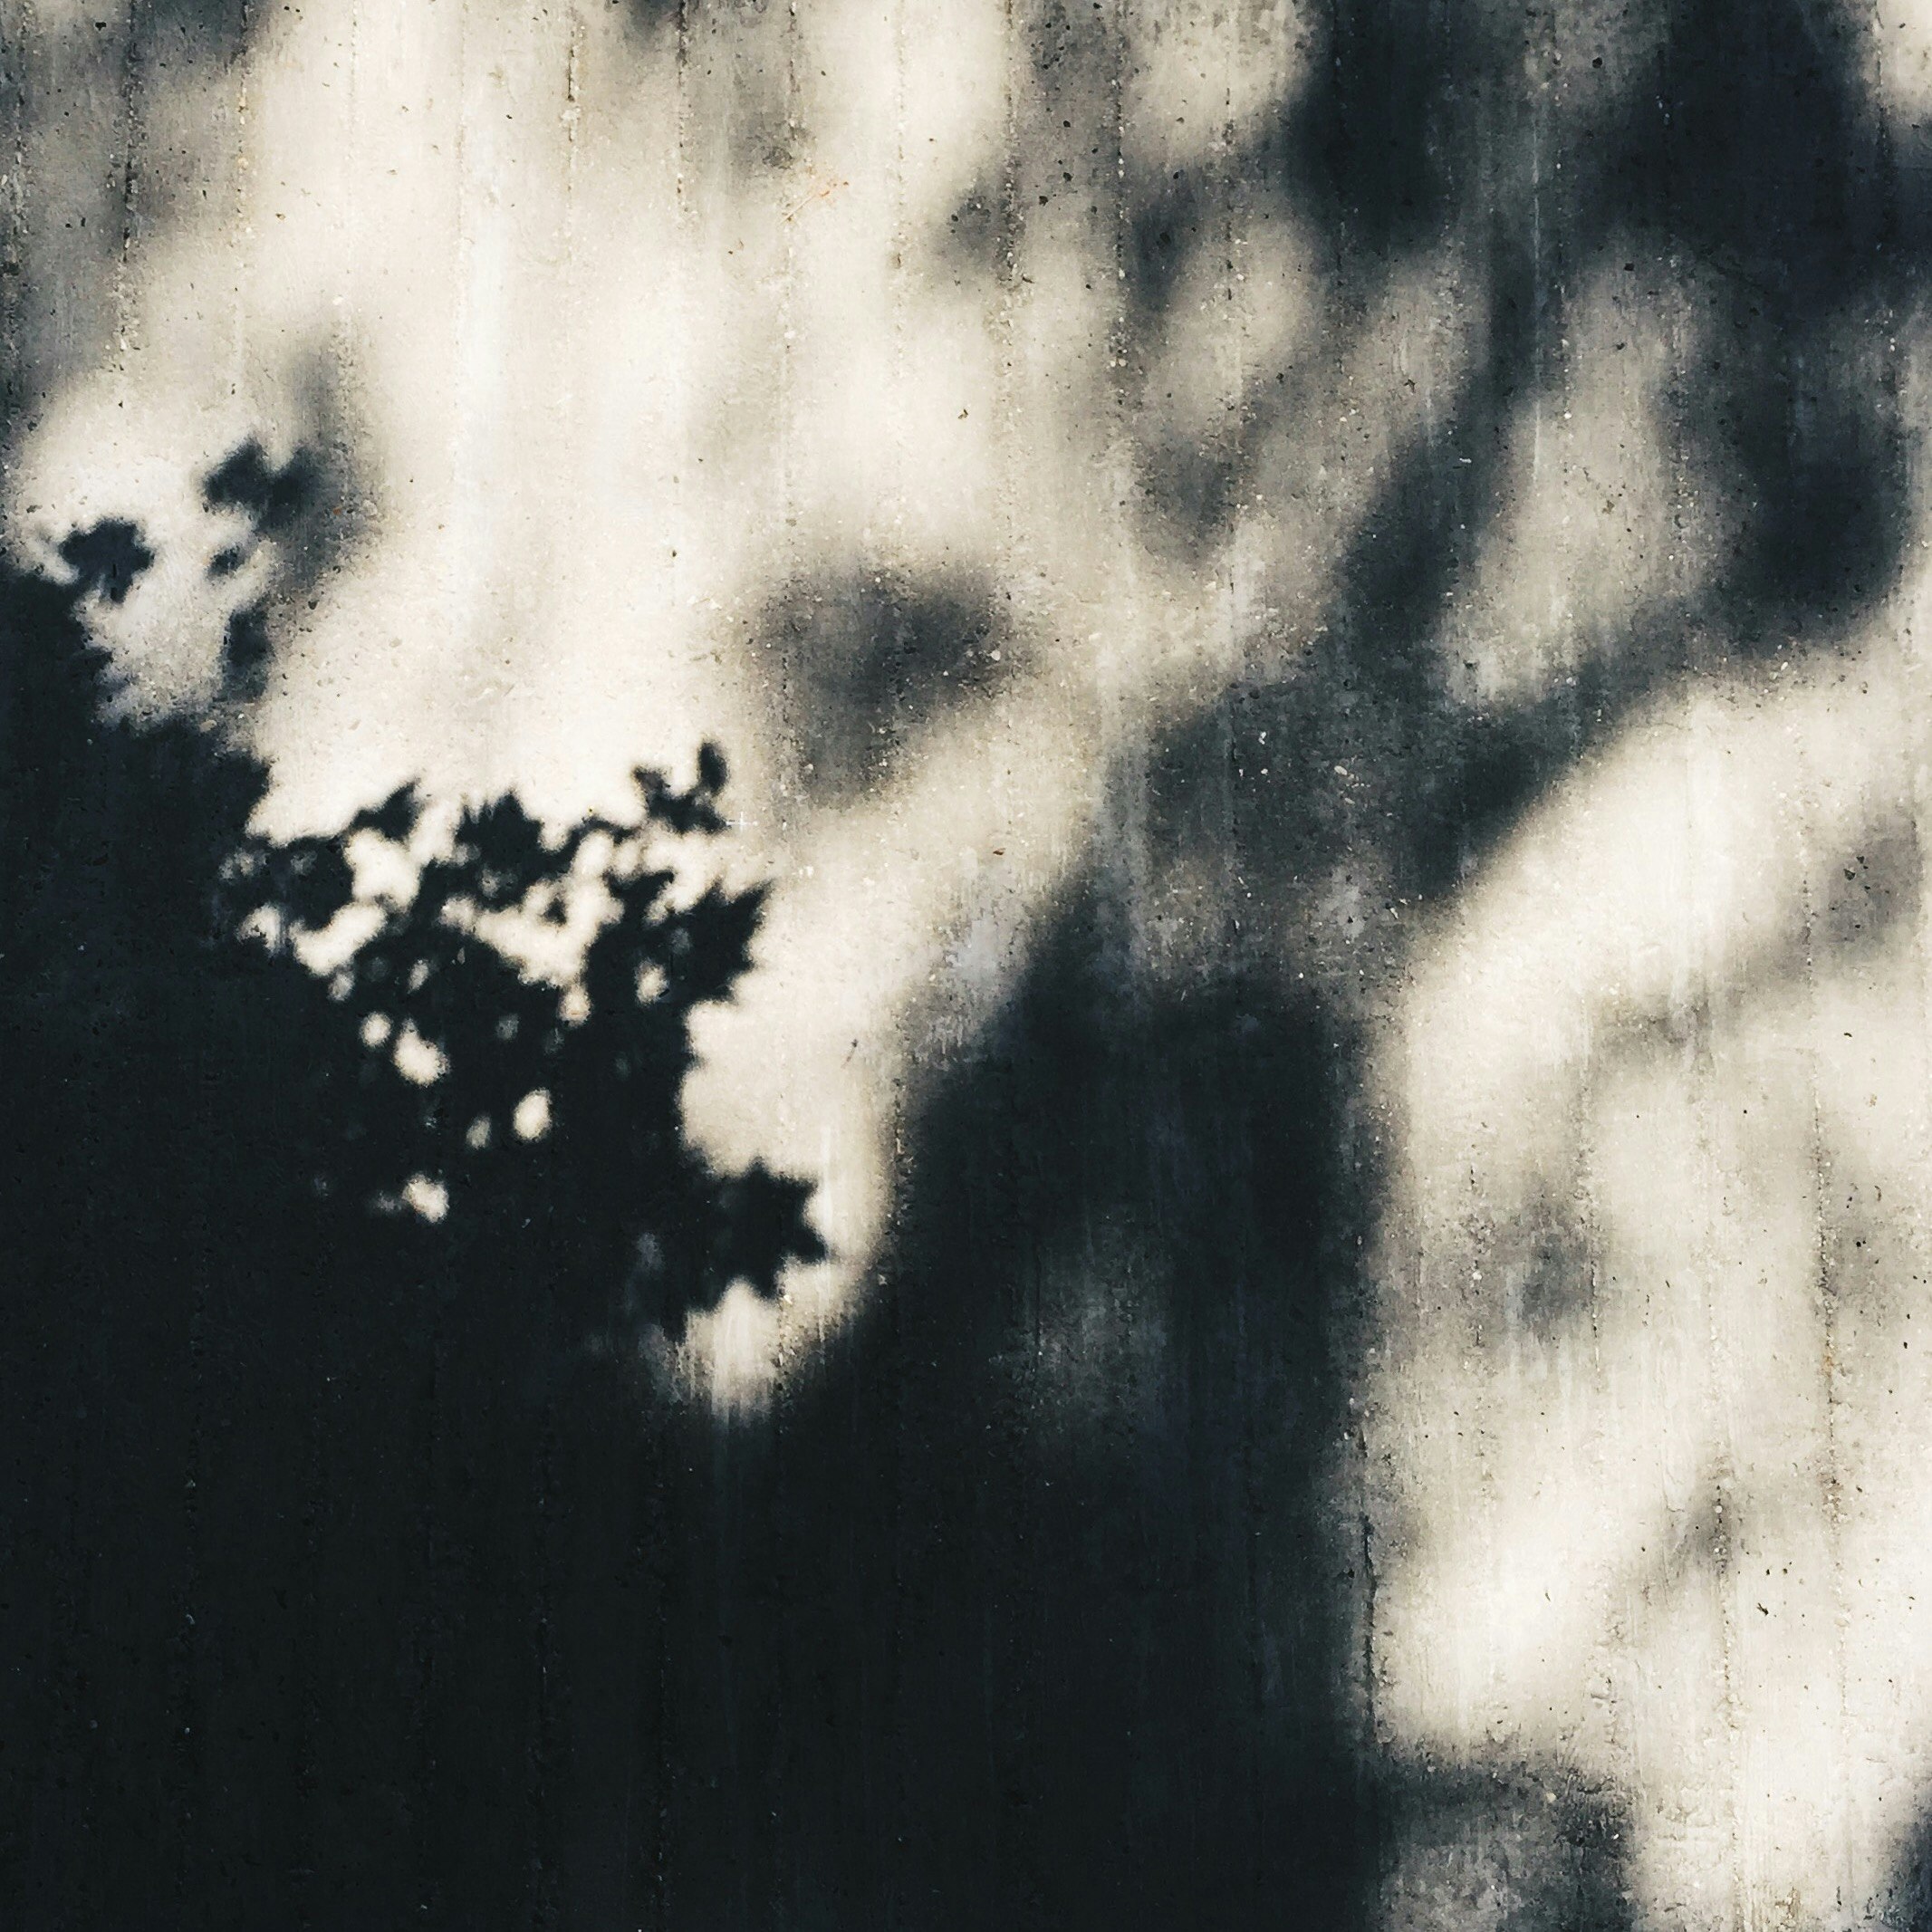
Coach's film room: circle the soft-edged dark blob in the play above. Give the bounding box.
[55,517,153,604]
[202,437,322,538]
[140,0,260,68]
[759,569,1011,803]
[218,600,273,695]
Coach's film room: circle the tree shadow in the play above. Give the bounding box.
[0,550,819,1927]
[1123,0,1916,619]
[630,0,1927,1925]
[5,0,1932,1923]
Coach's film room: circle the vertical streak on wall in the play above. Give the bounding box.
[0,5,20,416]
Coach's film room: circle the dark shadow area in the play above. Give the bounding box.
[140,0,260,71]
[620,0,688,43]
[56,518,153,607]
[939,178,1014,284]
[1884,1809,1932,1930]
[0,0,278,438]
[205,438,322,577]
[200,360,380,702]
[0,555,819,1927]
[1123,0,1916,619]
[1120,0,1918,912]
[1376,1768,1635,1932]
[627,909,1390,1928]
[758,569,1014,803]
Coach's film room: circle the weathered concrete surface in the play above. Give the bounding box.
[8,0,1932,1925]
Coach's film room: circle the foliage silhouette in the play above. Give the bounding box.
[5,532,820,1341]
[0,541,819,1926]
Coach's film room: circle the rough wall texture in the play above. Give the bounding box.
[5,0,1932,1926]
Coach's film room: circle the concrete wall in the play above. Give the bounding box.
[10,0,1932,1924]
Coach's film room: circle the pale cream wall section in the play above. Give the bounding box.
[1370,593,1932,1927]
